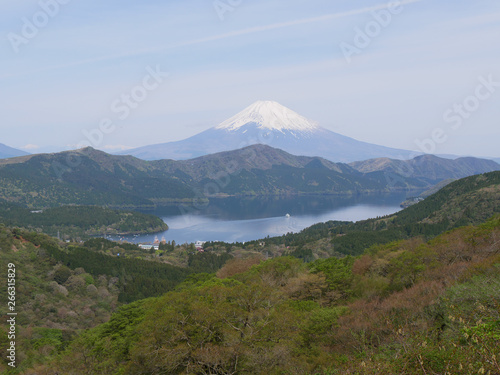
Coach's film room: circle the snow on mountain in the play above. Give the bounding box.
[216,100,319,133]
[118,101,417,162]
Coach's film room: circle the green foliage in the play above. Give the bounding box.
[3,145,492,210]
[0,226,119,374]
[0,148,195,208]
[187,251,233,274]
[31,328,64,351]
[394,171,500,228]
[287,300,321,312]
[386,243,438,291]
[0,203,168,238]
[18,217,500,374]
[309,256,355,298]
[53,266,72,284]
[238,256,304,286]
[302,306,349,345]
[330,229,406,255]
[287,246,315,262]
[2,172,500,374]
[56,245,190,303]
[83,273,95,285]
[14,228,233,303]
[55,260,312,374]
[57,299,152,374]
[84,238,141,251]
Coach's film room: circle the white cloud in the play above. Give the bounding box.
[21,144,40,150]
[102,145,133,151]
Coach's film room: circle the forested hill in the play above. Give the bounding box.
[391,170,500,226]
[0,148,194,208]
[0,225,233,373]
[154,143,355,177]
[0,203,168,238]
[0,145,497,208]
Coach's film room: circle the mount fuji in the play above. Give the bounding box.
[119,101,417,163]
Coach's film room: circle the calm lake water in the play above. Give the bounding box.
[110,193,414,244]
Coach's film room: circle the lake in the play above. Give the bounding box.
[110,193,414,244]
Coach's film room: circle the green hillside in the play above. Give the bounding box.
[0,146,497,208]
[27,216,500,375]
[393,171,500,227]
[0,203,168,239]
[0,226,233,374]
[0,148,194,208]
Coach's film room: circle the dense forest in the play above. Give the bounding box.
[0,225,237,373]
[0,203,168,238]
[13,215,499,374]
[5,229,234,303]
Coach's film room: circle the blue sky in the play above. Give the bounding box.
[1,0,499,157]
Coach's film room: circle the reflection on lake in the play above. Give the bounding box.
[111,193,415,244]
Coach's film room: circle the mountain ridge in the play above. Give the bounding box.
[349,154,500,182]
[0,144,498,210]
[153,144,354,180]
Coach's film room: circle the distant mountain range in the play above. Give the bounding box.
[117,101,418,163]
[0,144,498,209]
[349,155,500,183]
[0,143,29,159]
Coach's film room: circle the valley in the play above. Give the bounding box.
[0,141,497,245]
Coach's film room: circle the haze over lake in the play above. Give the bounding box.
[112,193,415,244]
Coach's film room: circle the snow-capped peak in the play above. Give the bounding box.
[215,101,319,132]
